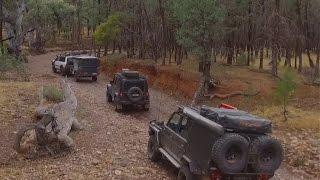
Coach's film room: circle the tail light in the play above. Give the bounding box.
[258,174,269,180]
[211,169,222,180]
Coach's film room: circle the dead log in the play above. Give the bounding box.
[206,91,260,100]
[36,80,81,148]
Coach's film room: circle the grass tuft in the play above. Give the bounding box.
[43,86,64,103]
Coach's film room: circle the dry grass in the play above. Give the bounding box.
[254,105,320,130]
[0,82,38,119]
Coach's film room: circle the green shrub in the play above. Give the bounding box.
[43,86,64,102]
[0,47,29,81]
[236,53,247,65]
[274,69,297,121]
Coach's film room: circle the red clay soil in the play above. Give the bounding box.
[109,60,200,98]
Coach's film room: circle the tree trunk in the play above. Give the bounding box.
[315,51,319,78]
[35,80,81,149]
[3,0,27,58]
[259,47,264,69]
[285,49,292,67]
[271,46,278,76]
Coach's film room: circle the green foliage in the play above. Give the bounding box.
[170,0,224,59]
[274,69,297,120]
[274,69,297,104]
[0,48,17,73]
[0,47,29,81]
[93,13,124,45]
[43,86,64,103]
[236,53,247,65]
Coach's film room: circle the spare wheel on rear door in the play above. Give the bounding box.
[212,133,249,174]
[127,87,143,102]
[252,136,283,173]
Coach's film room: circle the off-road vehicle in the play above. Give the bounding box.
[106,70,150,111]
[148,104,283,180]
[71,55,100,82]
[52,55,75,75]
[52,54,99,81]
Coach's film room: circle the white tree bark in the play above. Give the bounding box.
[36,80,81,148]
[3,0,27,57]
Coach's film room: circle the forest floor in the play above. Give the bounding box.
[0,51,318,179]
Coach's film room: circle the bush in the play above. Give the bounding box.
[274,69,297,121]
[236,53,247,65]
[0,47,29,81]
[100,53,126,72]
[0,48,16,72]
[43,86,64,103]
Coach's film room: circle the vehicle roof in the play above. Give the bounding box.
[115,72,147,80]
[74,55,98,59]
[181,107,224,135]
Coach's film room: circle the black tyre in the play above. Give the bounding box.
[115,103,123,112]
[92,76,97,82]
[127,87,143,102]
[252,136,283,173]
[60,66,66,76]
[52,66,57,73]
[107,94,113,103]
[74,76,79,82]
[177,166,196,180]
[143,104,150,111]
[147,136,161,162]
[14,124,38,154]
[212,133,249,174]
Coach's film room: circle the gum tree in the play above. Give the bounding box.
[170,0,224,104]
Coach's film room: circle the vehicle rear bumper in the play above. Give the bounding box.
[75,72,98,77]
[210,170,273,180]
[118,100,150,106]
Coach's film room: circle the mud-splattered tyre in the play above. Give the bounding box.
[115,103,123,112]
[177,166,196,180]
[107,94,112,103]
[147,136,161,162]
[92,76,97,82]
[212,133,249,174]
[252,136,283,173]
[52,66,57,73]
[143,104,150,111]
[14,124,38,154]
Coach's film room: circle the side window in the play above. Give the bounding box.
[180,116,189,139]
[59,57,65,62]
[167,113,182,132]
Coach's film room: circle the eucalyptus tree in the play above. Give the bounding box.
[170,0,224,103]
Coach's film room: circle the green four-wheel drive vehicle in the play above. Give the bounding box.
[148,104,283,180]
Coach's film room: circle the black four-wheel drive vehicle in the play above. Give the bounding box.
[148,105,283,180]
[106,70,150,111]
[72,56,100,82]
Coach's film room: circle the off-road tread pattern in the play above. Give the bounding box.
[252,135,283,173]
[177,166,196,180]
[211,133,249,174]
[147,136,161,162]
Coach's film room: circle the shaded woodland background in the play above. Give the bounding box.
[0,0,319,79]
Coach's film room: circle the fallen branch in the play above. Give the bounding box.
[47,79,81,147]
[205,91,260,100]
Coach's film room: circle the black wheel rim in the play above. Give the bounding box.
[260,148,275,165]
[225,145,242,164]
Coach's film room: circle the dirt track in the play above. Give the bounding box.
[0,52,312,179]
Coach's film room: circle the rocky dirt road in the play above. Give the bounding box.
[0,52,313,179]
